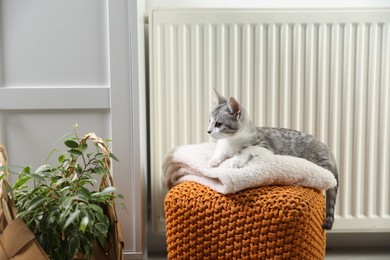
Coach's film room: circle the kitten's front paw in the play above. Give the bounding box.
[207,158,222,168]
[229,157,248,168]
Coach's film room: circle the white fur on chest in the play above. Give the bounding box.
[208,123,260,168]
[218,124,254,153]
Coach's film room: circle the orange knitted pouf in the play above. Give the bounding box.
[164,182,326,260]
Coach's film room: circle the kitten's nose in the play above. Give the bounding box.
[207,130,211,134]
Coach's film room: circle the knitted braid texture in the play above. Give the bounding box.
[165,182,326,260]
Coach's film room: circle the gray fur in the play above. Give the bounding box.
[207,89,339,230]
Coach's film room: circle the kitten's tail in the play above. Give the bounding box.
[323,162,339,230]
[323,186,337,230]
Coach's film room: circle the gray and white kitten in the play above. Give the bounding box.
[207,89,338,230]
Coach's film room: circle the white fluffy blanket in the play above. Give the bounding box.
[163,142,337,194]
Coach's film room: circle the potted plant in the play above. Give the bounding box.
[11,127,123,259]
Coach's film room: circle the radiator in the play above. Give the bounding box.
[149,9,390,233]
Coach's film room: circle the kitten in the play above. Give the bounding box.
[207,89,339,230]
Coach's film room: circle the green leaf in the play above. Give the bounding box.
[30,173,46,184]
[72,164,82,175]
[68,149,82,157]
[78,178,97,186]
[109,153,119,162]
[83,207,94,224]
[27,197,46,211]
[64,209,81,229]
[54,177,70,187]
[21,166,31,174]
[48,207,60,225]
[64,140,79,149]
[94,153,105,160]
[80,143,88,152]
[13,175,30,189]
[59,185,72,193]
[100,186,116,195]
[58,154,66,163]
[96,232,106,247]
[77,187,92,201]
[80,216,89,233]
[35,165,52,174]
[95,211,109,226]
[88,204,103,215]
[68,235,80,257]
[95,222,108,236]
[92,166,106,175]
[61,196,77,216]
[61,159,70,168]
[17,211,30,219]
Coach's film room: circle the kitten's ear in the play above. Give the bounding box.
[213,88,227,105]
[228,97,242,119]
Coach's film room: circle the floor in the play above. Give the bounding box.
[325,249,390,260]
[148,249,390,260]
[147,232,390,259]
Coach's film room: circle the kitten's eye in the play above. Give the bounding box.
[215,122,223,128]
